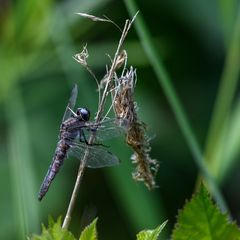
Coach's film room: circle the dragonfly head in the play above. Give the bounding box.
[76,107,90,121]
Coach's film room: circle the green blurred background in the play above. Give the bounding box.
[1,0,240,239]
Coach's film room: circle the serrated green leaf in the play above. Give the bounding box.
[172,185,240,240]
[79,218,98,240]
[48,215,60,228]
[30,217,76,240]
[136,220,168,240]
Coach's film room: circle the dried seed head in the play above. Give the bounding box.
[113,67,159,189]
[73,45,89,67]
[115,50,127,70]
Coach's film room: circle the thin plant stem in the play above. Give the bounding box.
[95,14,138,121]
[62,149,89,229]
[124,0,229,213]
[62,16,136,229]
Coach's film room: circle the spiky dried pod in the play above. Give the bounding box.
[113,67,159,189]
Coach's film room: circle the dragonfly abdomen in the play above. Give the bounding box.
[38,139,70,201]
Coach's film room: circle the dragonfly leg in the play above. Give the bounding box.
[79,129,89,145]
[81,129,110,148]
[97,143,110,148]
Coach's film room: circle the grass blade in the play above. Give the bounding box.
[203,6,240,179]
[6,87,40,239]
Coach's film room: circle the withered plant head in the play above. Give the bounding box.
[73,44,89,67]
[113,67,159,190]
[72,12,158,190]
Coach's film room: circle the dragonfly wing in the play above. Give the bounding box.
[68,141,119,168]
[62,84,78,122]
[85,118,127,141]
[68,118,128,142]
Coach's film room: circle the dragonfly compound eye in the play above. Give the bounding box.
[76,107,90,121]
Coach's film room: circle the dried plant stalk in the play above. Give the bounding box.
[62,14,137,229]
[63,11,158,229]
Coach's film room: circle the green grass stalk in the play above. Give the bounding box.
[204,6,240,178]
[6,86,40,239]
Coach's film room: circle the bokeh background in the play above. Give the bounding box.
[1,0,240,239]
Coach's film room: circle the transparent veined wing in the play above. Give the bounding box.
[67,118,129,142]
[61,84,78,122]
[67,141,119,168]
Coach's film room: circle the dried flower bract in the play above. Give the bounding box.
[113,67,159,189]
[73,45,89,67]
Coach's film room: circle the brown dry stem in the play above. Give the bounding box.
[62,14,136,229]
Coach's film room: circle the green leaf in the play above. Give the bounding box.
[172,185,240,240]
[30,217,76,240]
[136,221,167,240]
[79,218,98,240]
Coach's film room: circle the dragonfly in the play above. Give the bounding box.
[38,84,126,201]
